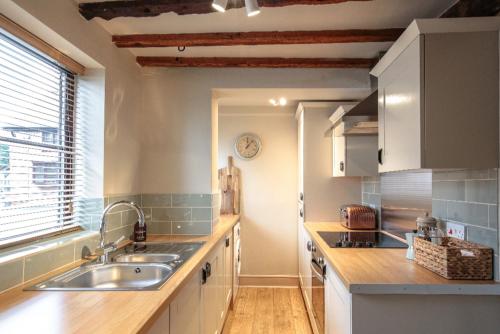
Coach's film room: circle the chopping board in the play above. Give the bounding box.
[218,156,240,215]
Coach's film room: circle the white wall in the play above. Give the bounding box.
[219,106,298,276]
[140,67,371,194]
[1,0,143,196]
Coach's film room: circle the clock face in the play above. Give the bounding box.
[235,133,261,160]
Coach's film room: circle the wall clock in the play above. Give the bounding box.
[234,133,262,160]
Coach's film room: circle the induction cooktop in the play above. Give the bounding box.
[318,231,408,248]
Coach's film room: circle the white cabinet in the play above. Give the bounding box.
[332,120,378,177]
[325,264,351,334]
[232,222,241,306]
[201,240,225,334]
[146,306,170,334]
[223,232,233,312]
[372,22,499,173]
[298,224,313,326]
[296,102,361,222]
[170,271,201,334]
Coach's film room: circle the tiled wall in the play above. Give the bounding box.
[0,231,99,294]
[432,169,498,279]
[0,192,221,294]
[141,193,220,236]
[363,169,499,279]
[361,176,382,225]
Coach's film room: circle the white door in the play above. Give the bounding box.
[170,271,201,334]
[298,107,305,201]
[201,243,222,334]
[378,36,422,172]
[325,265,351,334]
[224,232,233,311]
[333,134,346,177]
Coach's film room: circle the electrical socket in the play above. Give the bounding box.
[446,222,465,240]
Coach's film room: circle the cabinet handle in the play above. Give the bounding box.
[299,209,304,218]
[225,237,230,247]
[299,192,304,201]
[339,161,344,172]
[201,268,207,284]
[205,262,212,278]
[378,148,383,165]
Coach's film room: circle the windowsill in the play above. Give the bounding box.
[0,229,99,265]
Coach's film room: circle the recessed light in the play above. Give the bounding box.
[279,97,287,106]
[269,98,278,106]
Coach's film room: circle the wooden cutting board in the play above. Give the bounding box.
[219,156,240,215]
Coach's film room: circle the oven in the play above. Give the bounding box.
[310,243,325,334]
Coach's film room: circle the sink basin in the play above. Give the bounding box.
[27,263,173,291]
[114,253,180,263]
[26,241,205,291]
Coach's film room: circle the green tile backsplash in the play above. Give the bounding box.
[0,192,221,294]
[363,169,499,280]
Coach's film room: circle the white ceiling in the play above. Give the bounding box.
[76,0,456,58]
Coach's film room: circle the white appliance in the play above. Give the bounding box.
[232,222,241,305]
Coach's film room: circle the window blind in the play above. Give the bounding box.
[0,28,80,246]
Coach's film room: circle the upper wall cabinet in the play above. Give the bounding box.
[371,18,500,173]
[330,92,379,177]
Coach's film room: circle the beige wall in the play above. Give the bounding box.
[140,67,371,194]
[2,0,143,196]
[219,106,298,276]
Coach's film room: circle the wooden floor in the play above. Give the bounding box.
[222,287,312,334]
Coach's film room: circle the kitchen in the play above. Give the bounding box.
[0,0,499,333]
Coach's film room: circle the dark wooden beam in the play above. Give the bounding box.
[440,0,500,17]
[113,28,404,48]
[136,56,377,68]
[79,0,370,20]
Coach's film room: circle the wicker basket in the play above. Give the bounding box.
[414,236,493,280]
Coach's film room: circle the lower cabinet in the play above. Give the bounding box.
[223,232,233,312]
[146,306,170,334]
[325,264,351,334]
[148,233,235,334]
[201,241,223,334]
[170,270,202,334]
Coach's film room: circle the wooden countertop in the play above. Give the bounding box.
[304,222,500,295]
[0,215,240,334]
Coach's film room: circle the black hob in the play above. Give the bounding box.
[318,231,408,248]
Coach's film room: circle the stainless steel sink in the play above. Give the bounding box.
[27,263,173,291]
[114,253,180,263]
[26,241,205,291]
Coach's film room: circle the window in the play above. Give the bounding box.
[0,28,78,246]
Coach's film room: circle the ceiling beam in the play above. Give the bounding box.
[113,28,404,48]
[79,0,370,20]
[440,0,500,17]
[136,56,377,68]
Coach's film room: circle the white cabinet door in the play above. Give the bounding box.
[146,306,169,334]
[201,241,225,334]
[224,232,233,311]
[378,36,422,173]
[300,226,312,312]
[298,107,305,200]
[170,271,201,334]
[332,133,346,177]
[298,223,305,293]
[325,265,351,334]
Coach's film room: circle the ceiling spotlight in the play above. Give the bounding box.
[269,98,279,106]
[212,0,228,12]
[245,0,261,17]
[279,97,287,106]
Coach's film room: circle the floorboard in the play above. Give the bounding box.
[222,287,312,334]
